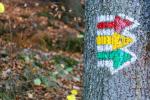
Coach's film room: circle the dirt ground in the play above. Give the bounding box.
[0,0,84,99]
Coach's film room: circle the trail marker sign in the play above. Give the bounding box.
[96,14,139,74]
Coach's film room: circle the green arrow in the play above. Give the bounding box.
[97,49,132,69]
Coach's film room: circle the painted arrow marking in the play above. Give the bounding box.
[96,14,139,74]
[97,49,134,70]
[96,32,133,50]
[97,15,133,33]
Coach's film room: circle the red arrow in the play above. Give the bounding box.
[97,16,133,33]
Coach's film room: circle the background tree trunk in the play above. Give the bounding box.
[62,0,84,17]
[84,0,150,100]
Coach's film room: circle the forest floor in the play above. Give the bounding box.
[0,0,84,100]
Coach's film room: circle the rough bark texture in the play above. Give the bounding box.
[84,0,150,100]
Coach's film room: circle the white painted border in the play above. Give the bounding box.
[97,60,113,68]
[96,14,140,36]
[96,31,137,52]
[97,45,112,52]
[121,31,137,49]
[97,49,137,74]
[97,15,115,22]
[118,13,140,34]
[97,29,114,36]
[111,48,137,74]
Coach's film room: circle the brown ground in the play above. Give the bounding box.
[0,0,84,99]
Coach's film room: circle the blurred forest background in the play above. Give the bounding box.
[0,0,84,99]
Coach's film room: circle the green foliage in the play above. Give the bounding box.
[52,55,78,68]
[65,37,83,52]
[37,11,54,19]
[0,50,8,58]
[17,52,32,62]
[0,92,13,100]
[49,55,78,80]
[54,36,83,52]
[34,78,41,85]
[20,14,30,18]
[0,24,9,36]
[23,66,34,80]
[0,49,79,99]
[65,67,73,72]
[0,79,18,100]
[40,75,59,88]
[32,60,43,68]
[43,36,53,50]
[0,28,7,36]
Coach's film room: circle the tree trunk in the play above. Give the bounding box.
[62,0,84,17]
[84,0,150,100]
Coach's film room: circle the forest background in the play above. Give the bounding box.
[0,0,84,99]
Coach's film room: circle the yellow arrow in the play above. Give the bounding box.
[96,32,133,50]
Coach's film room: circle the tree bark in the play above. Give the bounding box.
[84,0,150,100]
